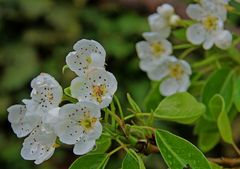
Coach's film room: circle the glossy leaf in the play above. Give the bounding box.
[217,110,233,144]
[154,92,205,124]
[90,134,112,154]
[198,132,220,153]
[69,154,109,169]
[194,118,219,152]
[234,74,240,112]
[155,129,211,169]
[208,94,225,121]
[202,68,234,120]
[122,149,145,169]
[209,162,223,169]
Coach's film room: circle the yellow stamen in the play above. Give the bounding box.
[79,112,97,131]
[86,56,92,64]
[91,84,107,103]
[150,42,165,56]
[47,92,53,100]
[169,64,184,80]
[202,16,218,31]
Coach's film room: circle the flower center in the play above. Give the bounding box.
[79,112,97,131]
[202,16,218,31]
[169,64,184,80]
[91,84,107,103]
[150,42,165,56]
[86,56,92,64]
[47,92,54,100]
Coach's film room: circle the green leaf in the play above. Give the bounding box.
[209,162,223,169]
[127,93,142,113]
[154,92,205,124]
[194,118,219,152]
[198,132,220,153]
[122,149,145,169]
[217,109,233,144]
[202,68,234,120]
[234,74,240,112]
[220,70,234,112]
[155,129,211,169]
[208,94,225,121]
[90,134,111,154]
[64,87,72,97]
[69,154,109,169]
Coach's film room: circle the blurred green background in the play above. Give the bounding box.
[1,0,232,168]
[0,0,160,168]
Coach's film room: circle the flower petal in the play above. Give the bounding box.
[186,4,204,21]
[178,75,191,92]
[73,138,96,155]
[21,128,56,164]
[187,24,206,45]
[160,77,179,96]
[87,121,102,140]
[147,61,169,81]
[71,68,117,108]
[7,104,39,138]
[7,105,26,124]
[157,4,174,17]
[215,30,232,50]
[136,41,152,60]
[67,39,106,76]
[30,73,63,112]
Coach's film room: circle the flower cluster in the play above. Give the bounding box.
[7,39,117,164]
[8,73,63,164]
[136,4,192,96]
[186,0,232,49]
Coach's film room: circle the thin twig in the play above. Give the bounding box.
[208,157,240,167]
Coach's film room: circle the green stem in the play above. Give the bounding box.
[115,138,130,153]
[131,125,156,132]
[107,145,125,157]
[179,46,199,59]
[124,113,152,121]
[173,44,195,50]
[232,143,240,156]
[192,56,219,68]
[104,108,127,135]
[114,96,124,119]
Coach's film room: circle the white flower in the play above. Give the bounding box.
[66,39,106,76]
[70,68,117,108]
[30,73,63,115]
[200,0,227,20]
[148,4,180,38]
[148,56,192,96]
[21,126,58,165]
[7,73,63,164]
[186,2,232,50]
[55,102,102,155]
[136,32,172,71]
[7,104,40,138]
